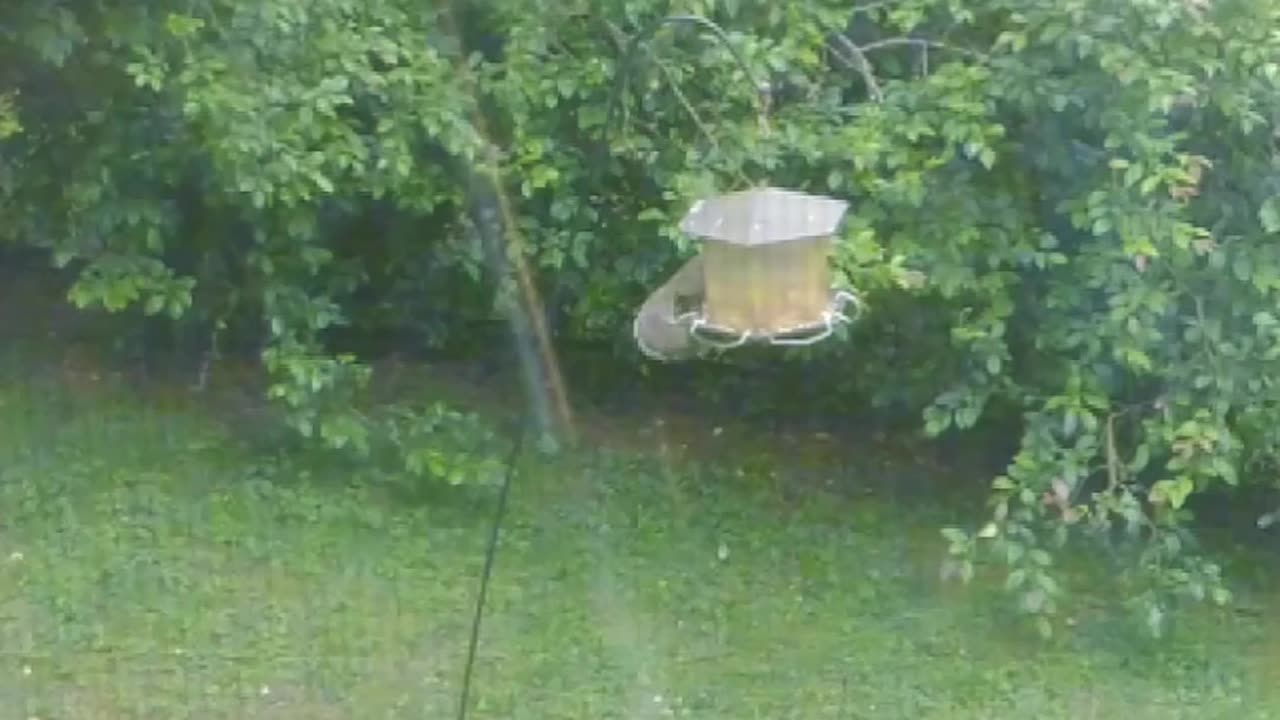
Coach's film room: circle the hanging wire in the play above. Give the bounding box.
[455,412,529,720]
[436,4,577,719]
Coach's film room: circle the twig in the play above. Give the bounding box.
[827,32,985,101]
[650,54,725,160]
[1106,413,1120,492]
[859,37,988,61]
[1192,295,1215,362]
[853,1,894,14]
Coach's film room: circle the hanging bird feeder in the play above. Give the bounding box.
[680,186,858,348]
[630,186,861,360]
[602,15,863,361]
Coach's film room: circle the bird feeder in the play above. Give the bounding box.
[682,186,851,342]
[603,14,863,361]
[631,186,861,361]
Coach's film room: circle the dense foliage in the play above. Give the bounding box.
[4,0,1280,634]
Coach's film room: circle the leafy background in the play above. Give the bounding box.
[4,0,1280,635]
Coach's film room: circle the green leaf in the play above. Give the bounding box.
[1006,568,1028,591]
[165,13,205,37]
[1123,163,1143,188]
[1261,197,1280,233]
[1210,457,1238,485]
[1149,477,1194,509]
[991,476,1016,491]
[143,294,165,316]
[1022,588,1048,613]
[1145,603,1165,639]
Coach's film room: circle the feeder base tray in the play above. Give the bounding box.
[685,289,861,350]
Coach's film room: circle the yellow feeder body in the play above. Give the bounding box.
[680,187,849,335]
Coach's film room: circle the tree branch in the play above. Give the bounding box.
[601,17,719,145]
[859,37,988,62]
[1106,413,1120,493]
[650,54,725,158]
[828,33,884,103]
[600,18,750,183]
[853,1,894,14]
[826,28,987,103]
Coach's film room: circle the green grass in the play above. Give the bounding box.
[2,352,1279,718]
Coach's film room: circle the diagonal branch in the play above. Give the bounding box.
[829,33,884,103]
[601,17,754,182]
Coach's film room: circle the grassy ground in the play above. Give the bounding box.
[1,344,1279,719]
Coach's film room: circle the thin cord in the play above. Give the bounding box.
[456,413,529,720]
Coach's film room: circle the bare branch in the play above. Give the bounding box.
[828,33,884,103]
[811,3,980,101]
[859,37,988,62]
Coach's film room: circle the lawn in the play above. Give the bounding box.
[1,345,1278,719]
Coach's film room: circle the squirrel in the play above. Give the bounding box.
[632,253,706,362]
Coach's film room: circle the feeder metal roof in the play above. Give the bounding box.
[679,186,849,246]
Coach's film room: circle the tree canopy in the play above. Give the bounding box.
[4,0,1280,634]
